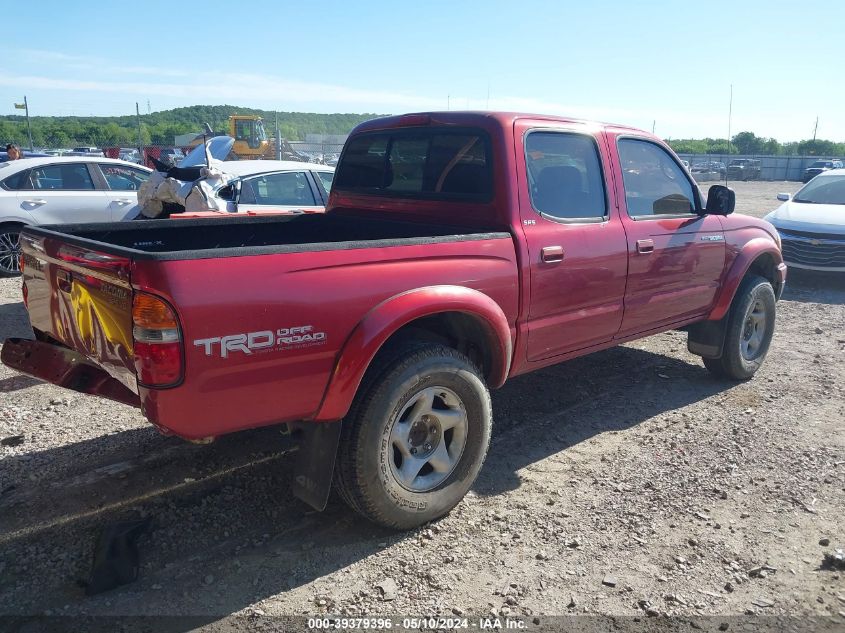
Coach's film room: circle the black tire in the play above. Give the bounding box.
[0,224,23,277]
[334,343,492,529]
[703,274,776,380]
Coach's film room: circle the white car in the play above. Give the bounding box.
[156,160,335,220]
[0,156,152,275]
[764,170,845,272]
[210,160,334,213]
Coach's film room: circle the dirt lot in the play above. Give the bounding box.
[1,181,843,629]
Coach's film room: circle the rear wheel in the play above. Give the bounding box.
[334,343,492,529]
[703,274,776,380]
[0,224,23,277]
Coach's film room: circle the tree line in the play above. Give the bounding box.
[0,105,383,148]
[667,131,844,157]
[1,106,843,156]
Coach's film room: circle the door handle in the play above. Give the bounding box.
[541,246,564,263]
[23,199,47,206]
[636,239,655,254]
[114,199,133,205]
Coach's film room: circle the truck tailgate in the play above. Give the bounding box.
[17,231,138,394]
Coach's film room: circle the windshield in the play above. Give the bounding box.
[793,174,845,205]
[181,136,235,167]
[809,161,831,168]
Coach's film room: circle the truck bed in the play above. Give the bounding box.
[15,213,518,439]
[25,214,506,259]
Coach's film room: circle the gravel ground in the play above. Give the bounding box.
[1,181,843,627]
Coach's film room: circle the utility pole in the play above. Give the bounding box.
[652,120,656,134]
[18,96,34,151]
[726,84,733,185]
[136,102,143,158]
[275,111,282,160]
[812,116,818,141]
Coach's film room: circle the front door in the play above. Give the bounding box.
[517,123,629,362]
[235,171,324,214]
[610,136,725,337]
[16,162,109,224]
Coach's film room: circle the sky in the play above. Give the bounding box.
[1,0,842,142]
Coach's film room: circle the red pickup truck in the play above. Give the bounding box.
[2,112,786,529]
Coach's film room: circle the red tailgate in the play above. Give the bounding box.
[18,232,138,394]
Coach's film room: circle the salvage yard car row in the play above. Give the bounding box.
[0,153,334,274]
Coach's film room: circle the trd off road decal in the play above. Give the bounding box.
[193,325,327,358]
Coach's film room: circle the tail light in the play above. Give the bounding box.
[132,292,183,387]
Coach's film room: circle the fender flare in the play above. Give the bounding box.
[708,238,785,321]
[314,285,513,422]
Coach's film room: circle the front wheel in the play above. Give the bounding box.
[0,225,23,277]
[334,343,492,529]
[703,274,776,380]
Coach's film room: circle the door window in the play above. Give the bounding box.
[315,171,334,196]
[617,139,697,217]
[239,172,317,206]
[98,165,150,191]
[28,164,95,190]
[525,132,607,220]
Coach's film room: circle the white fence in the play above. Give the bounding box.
[677,154,842,181]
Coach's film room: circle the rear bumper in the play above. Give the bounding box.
[1,337,140,408]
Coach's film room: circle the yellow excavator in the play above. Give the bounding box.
[189,115,306,161]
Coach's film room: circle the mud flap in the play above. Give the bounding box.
[291,421,342,511]
[686,317,728,359]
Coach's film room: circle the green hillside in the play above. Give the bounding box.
[0,105,385,148]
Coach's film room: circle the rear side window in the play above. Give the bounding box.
[335,129,491,200]
[99,164,150,191]
[525,132,607,220]
[29,164,95,190]
[1,169,29,190]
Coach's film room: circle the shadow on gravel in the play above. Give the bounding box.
[0,344,732,621]
[477,345,730,496]
[0,374,42,392]
[782,269,845,305]
[0,300,33,342]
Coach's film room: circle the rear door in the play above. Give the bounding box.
[516,120,629,361]
[608,135,725,337]
[234,170,324,214]
[16,162,110,224]
[92,163,150,220]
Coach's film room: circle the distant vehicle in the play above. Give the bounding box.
[727,159,761,181]
[764,170,845,272]
[691,161,726,179]
[158,147,186,166]
[0,156,152,274]
[186,115,310,162]
[119,148,143,164]
[0,150,50,162]
[66,147,105,158]
[802,159,843,183]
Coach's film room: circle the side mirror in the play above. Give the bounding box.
[705,184,735,216]
[776,193,791,202]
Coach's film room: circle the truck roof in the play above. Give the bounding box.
[351,111,650,137]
